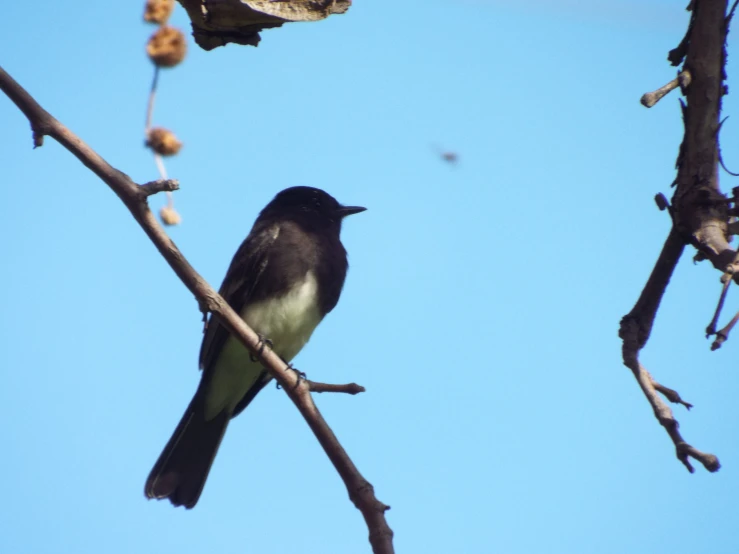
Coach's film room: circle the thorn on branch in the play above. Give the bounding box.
[139,178,180,197]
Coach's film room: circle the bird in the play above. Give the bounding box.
[144,186,366,509]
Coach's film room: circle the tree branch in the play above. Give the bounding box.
[621,0,733,474]
[672,0,733,272]
[619,228,719,471]
[711,309,739,350]
[641,71,692,108]
[0,65,394,554]
[140,178,180,196]
[307,380,366,395]
[177,0,352,51]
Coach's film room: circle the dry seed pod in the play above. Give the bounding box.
[160,205,182,226]
[146,127,182,156]
[147,26,187,68]
[143,0,175,24]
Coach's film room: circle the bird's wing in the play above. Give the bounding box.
[198,223,279,374]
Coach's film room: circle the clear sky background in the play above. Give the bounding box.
[1,1,738,553]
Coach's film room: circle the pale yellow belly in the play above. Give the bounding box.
[203,272,323,419]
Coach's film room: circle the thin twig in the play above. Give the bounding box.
[652,381,693,410]
[0,65,395,554]
[307,381,366,395]
[152,153,173,207]
[619,227,720,472]
[636,362,718,472]
[153,153,168,179]
[145,68,175,211]
[706,274,732,336]
[140,179,180,197]
[728,0,739,24]
[641,71,692,108]
[712,310,739,350]
[145,66,159,133]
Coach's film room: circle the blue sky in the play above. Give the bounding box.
[2,1,739,553]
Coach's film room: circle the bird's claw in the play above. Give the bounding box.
[274,363,306,390]
[250,334,273,362]
[287,363,307,385]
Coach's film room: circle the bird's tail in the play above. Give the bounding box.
[144,397,230,509]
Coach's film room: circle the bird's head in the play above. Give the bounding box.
[260,186,366,230]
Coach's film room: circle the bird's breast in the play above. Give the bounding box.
[241,271,323,362]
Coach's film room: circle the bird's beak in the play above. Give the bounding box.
[336,205,367,218]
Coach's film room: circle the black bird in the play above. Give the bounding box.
[144,186,365,508]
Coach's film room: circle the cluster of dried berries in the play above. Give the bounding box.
[143,0,185,225]
[144,0,185,69]
[143,0,174,24]
[147,25,187,68]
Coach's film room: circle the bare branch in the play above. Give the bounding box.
[712,310,739,350]
[621,0,733,475]
[641,71,692,108]
[620,228,720,472]
[706,273,732,336]
[672,0,733,271]
[307,381,366,395]
[621,228,685,350]
[637,361,717,472]
[652,381,693,410]
[0,65,394,554]
[140,178,180,197]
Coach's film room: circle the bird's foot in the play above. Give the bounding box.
[250,334,273,362]
[275,362,307,390]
